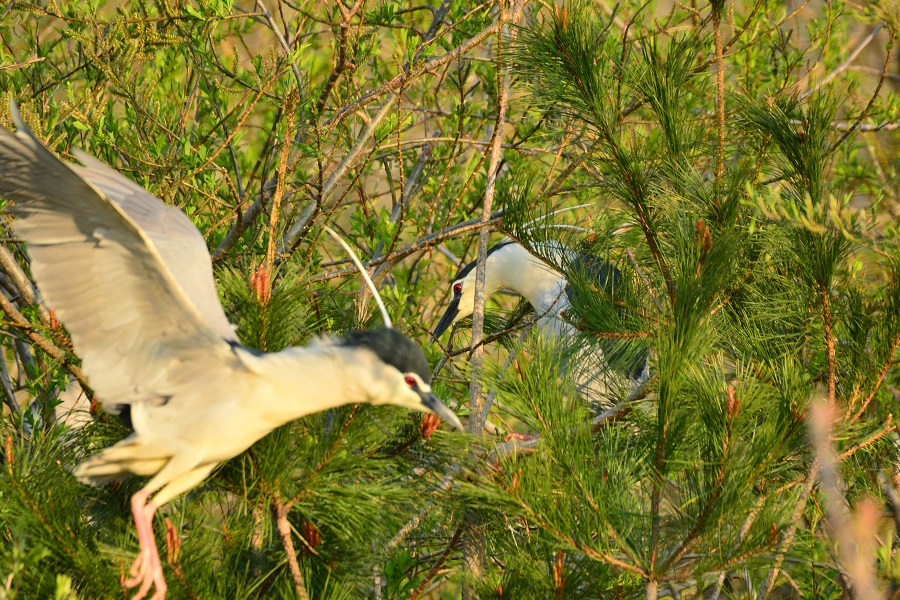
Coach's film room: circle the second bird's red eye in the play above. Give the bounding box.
[404,375,417,387]
[453,283,462,295]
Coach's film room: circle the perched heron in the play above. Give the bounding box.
[433,240,648,400]
[0,103,462,600]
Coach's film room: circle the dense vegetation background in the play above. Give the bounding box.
[1,0,900,598]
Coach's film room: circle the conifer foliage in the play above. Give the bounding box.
[1,1,899,598]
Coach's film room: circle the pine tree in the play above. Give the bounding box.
[1,1,899,599]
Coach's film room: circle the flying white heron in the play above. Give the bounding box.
[0,102,462,600]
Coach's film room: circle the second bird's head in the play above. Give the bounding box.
[432,241,518,338]
[337,328,463,430]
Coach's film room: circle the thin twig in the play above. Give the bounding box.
[713,4,725,187]
[0,56,44,71]
[308,211,504,282]
[266,90,298,271]
[831,30,895,151]
[255,0,304,88]
[281,96,399,251]
[0,245,47,324]
[325,16,500,130]
[756,459,820,599]
[801,24,884,99]
[385,466,461,553]
[462,13,513,591]
[407,523,464,600]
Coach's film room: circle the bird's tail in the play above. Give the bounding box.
[74,439,168,485]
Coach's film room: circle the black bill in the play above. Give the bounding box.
[432,296,461,338]
[421,392,464,431]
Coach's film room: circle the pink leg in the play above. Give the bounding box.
[123,490,166,599]
[126,490,151,579]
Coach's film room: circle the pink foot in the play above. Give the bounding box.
[122,491,167,599]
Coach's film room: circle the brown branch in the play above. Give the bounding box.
[325,18,500,131]
[281,96,400,251]
[385,466,461,554]
[407,523,464,600]
[266,89,298,271]
[161,72,281,197]
[273,496,310,600]
[0,56,44,71]
[803,24,884,100]
[314,0,363,115]
[849,327,900,421]
[462,7,515,591]
[713,6,725,189]
[821,285,836,403]
[515,497,648,577]
[254,0,304,89]
[837,415,893,461]
[210,116,281,261]
[308,211,503,282]
[0,245,48,324]
[0,292,91,394]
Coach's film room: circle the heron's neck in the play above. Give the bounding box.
[238,344,370,424]
[490,244,567,311]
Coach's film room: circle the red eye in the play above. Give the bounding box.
[404,375,417,387]
[453,283,462,295]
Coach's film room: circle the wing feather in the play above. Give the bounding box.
[69,149,236,341]
[0,103,238,413]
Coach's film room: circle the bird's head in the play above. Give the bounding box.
[337,329,463,430]
[432,241,518,338]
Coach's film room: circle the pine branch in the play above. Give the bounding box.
[713,5,725,188]
[273,496,310,600]
[849,329,900,421]
[660,386,738,572]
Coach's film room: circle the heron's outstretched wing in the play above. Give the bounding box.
[0,103,236,413]
[69,149,237,341]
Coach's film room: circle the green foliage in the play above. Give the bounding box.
[0,0,899,598]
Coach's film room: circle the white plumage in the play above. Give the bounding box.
[0,102,461,600]
[433,240,648,404]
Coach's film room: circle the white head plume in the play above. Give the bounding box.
[323,226,393,329]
